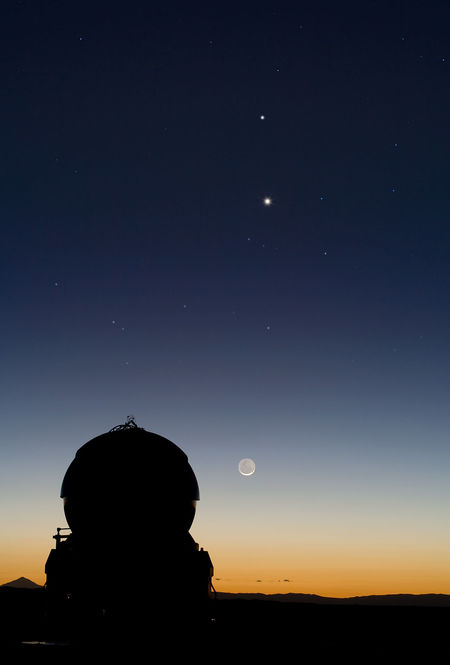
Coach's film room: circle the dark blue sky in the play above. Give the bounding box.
[2,0,450,594]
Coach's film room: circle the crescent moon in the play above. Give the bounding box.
[238,458,256,476]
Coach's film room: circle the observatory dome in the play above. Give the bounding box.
[60,422,200,536]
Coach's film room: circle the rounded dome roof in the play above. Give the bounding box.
[61,421,199,534]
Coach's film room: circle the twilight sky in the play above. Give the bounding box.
[2,0,450,596]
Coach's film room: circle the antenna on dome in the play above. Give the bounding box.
[109,415,140,432]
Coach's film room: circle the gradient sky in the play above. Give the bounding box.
[2,0,450,596]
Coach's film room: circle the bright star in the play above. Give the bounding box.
[263,197,272,206]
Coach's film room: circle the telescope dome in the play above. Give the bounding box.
[61,420,199,536]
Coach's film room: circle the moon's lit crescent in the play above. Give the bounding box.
[238,458,256,476]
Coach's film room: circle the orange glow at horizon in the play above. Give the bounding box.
[3,545,450,597]
[200,536,450,597]
[3,524,450,596]
[213,567,450,598]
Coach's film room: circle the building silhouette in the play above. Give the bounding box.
[45,418,214,643]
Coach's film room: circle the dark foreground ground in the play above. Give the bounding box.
[2,589,450,661]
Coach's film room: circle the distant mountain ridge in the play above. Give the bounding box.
[215,591,450,607]
[2,578,449,606]
[1,577,42,589]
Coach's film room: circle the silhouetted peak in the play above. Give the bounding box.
[1,577,42,589]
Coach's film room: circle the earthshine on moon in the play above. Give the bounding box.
[238,458,256,476]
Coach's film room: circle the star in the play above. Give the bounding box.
[263,197,272,206]
[260,114,265,120]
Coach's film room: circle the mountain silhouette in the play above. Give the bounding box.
[216,591,450,606]
[1,577,42,589]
